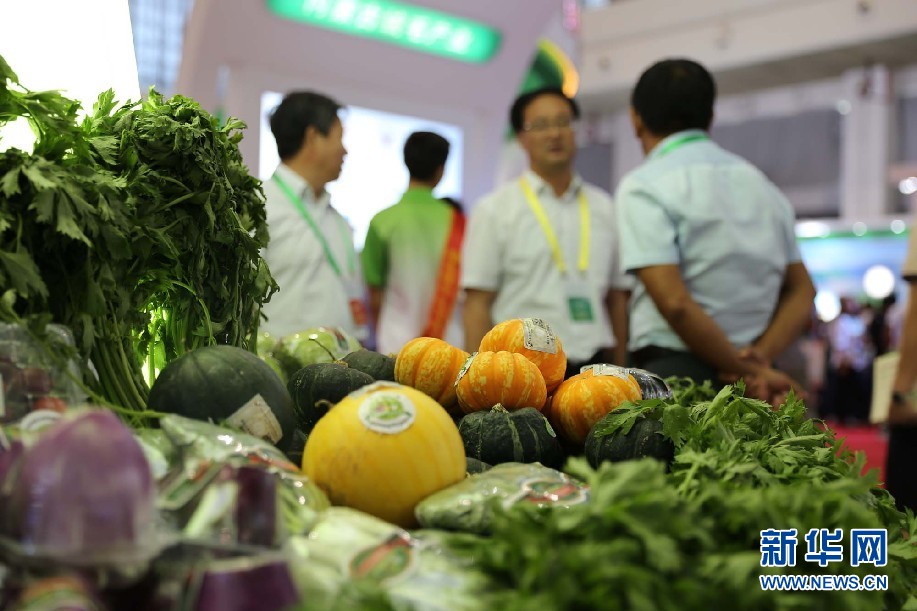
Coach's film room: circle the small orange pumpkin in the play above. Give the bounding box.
[394,337,469,411]
[455,351,547,414]
[479,318,567,393]
[550,366,642,445]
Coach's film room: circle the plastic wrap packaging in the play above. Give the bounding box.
[626,368,674,400]
[0,323,87,423]
[0,410,168,575]
[6,574,106,611]
[286,507,490,611]
[414,462,590,534]
[156,415,329,550]
[578,363,673,401]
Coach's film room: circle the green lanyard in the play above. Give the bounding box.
[273,174,355,277]
[652,133,709,159]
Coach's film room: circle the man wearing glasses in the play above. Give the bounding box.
[462,87,630,377]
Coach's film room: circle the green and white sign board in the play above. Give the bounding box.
[267,0,502,63]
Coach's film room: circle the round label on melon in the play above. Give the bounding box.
[358,391,416,434]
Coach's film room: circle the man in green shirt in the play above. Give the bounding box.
[361,131,463,354]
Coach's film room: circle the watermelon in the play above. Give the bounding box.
[147,345,297,449]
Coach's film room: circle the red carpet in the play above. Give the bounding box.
[824,422,888,486]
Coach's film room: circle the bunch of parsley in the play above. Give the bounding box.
[83,88,277,403]
[0,54,275,416]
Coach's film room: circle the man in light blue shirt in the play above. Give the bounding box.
[615,58,816,398]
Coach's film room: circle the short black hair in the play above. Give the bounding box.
[631,58,716,136]
[509,86,580,135]
[403,131,450,181]
[269,91,343,160]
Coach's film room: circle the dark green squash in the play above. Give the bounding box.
[584,416,674,469]
[287,362,374,432]
[458,405,565,469]
[148,345,296,448]
[284,428,309,467]
[465,457,492,474]
[341,349,396,382]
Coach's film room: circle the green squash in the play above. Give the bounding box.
[147,345,297,449]
[285,428,309,466]
[465,457,492,474]
[458,405,565,469]
[287,362,374,432]
[341,349,396,382]
[584,416,674,469]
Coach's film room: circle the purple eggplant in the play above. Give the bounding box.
[191,557,299,611]
[3,410,158,564]
[234,466,278,548]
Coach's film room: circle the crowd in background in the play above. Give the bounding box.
[259,56,916,511]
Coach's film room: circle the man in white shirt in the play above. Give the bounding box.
[462,87,630,375]
[260,91,366,340]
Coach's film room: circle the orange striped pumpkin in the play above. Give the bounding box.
[550,366,642,445]
[455,351,547,414]
[394,337,469,412]
[479,318,567,393]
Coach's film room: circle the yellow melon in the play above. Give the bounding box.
[302,382,466,528]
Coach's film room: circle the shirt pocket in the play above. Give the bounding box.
[504,225,557,283]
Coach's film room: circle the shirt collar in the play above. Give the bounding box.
[646,129,709,161]
[401,185,436,204]
[522,169,584,201]
[274,163,330,208]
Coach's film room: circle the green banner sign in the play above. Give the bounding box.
[267,0,502,64]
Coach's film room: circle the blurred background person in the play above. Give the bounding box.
[261,91,367,340]
[361,131,464,354]
[462,86,631,375]
[823,296,874,424]
[615,58,816,401]
[887,223,917,512]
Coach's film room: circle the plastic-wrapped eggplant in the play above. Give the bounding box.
[187,555,300,611]
[156,416,329,547]
[0,410,162,567]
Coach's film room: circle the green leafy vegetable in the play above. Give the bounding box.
[0,53,277,419]
[443,382,917,610]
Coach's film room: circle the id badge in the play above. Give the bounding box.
[345,279,370,342]
[563,274,596,324]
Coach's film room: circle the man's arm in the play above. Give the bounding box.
[750,262,816,363]
[606,288,630,366]
[637,264,761,376]
[463,288,497,352]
